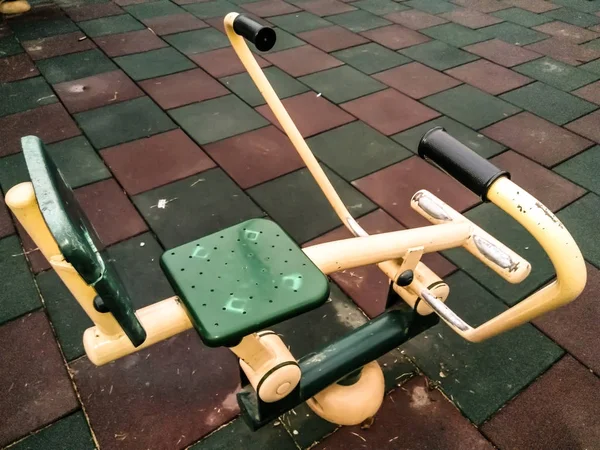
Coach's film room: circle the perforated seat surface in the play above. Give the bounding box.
[160,218,330,347]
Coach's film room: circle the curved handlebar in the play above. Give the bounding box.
[231,14,276,52]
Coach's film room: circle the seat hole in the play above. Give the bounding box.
[243,311,247,314]
[202,303,207,307]
[222,307,226,311]
[210,289,215,292]
[171,252,175,255]
[214,247,218,250]
[249,296,253,299]
[191,285,195,289]
[180,268,185,271]
[269,300,273,303]
[214,323,219,326]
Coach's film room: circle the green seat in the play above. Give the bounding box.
[22,136,146,347]
[160,219,330,347]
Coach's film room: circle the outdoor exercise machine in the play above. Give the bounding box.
[4,13,586,431]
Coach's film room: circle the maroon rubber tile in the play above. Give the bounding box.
[341,89,440,136]
[384,9,447,30]
[535,263,600,374]
[297,25,367,52]
[113,0,152,5]
[94,29,168,57]
[490,151,585,211]
[445,60,532,95]
[139,68,228,109]
[0,311,79,447]
[524,38,600,66]
[353,156,479,228]
[361,24,430,51]
[13,220,50,273]
[573,80,600,105]
[297,0,355,16]
[74,178,147,246]
[143,13,207,36]
[22,32,96,61]
[482,112,593,167]
[0,197,14,239]
[263,45,343,77]
[0,103,80,157]
[482,356,600,449]
[71,330,240,450]
[191,47,271,78]
[53,70,144,114]
[464,38,540,67]
[566,110,600,144]
[374,62,461,99]
[0,53,39,83]
[502,0,560,13]
[452,0,510,13]
[533,21,599,44]
[256,91,355,137]
[314,376,493,450]
[101,129,216,195]
[203,125,303,188]
[304,209,456,317]
[64,2,123,21]
[241,0,300,17]
[440,8,502,28]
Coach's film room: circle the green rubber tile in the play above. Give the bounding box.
[10,412,95,450]
[0,35,23,58]
[421,23,488,48]
[514,57,600,91]
[580,59,600,76]
[332,42,410,74]
[0,235,41,325]
[248,166,376,243]
[544,7,600,27]
[183,0,236,18]
[492,7,552,27]
[392,116,505,158]
[133,170,264,248]
[125,0,183,19]
[327,10,391,32]
[422,85,521,129]
[221,66,308,107]
[11,18,79,41]
[114,47,195,81]
[169,94,268,145]
[164,27,229,54]
[46,136,111,187]
[36,48,116,84]
[405,0,457,14]
[442,202,554,305]
[400,40,478,70]
[557,193,600,267]
[352,0,409,16]
[269,12,331,33]
[79,14,145,37]
[0,153,28,194]
[75,96,176,149]
[550,0,600,14]
[299,65,386,103]
[555,146,600,195]
[480,22,548,45]
[402,271,564,425]
[266,28,305,52]
[501,82,597,125]
[0,76,56,118]
[307,121,412,180]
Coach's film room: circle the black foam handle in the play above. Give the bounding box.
[233,14,276,52]
[418,127,509,201]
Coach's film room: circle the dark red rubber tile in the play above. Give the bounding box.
[22,32,96,61]
[314,376,493,450]
[525,38,600,66]
[0,197,14,239]
[440,7,502,28]
[374,62,461,99]
[203,125,304,188]
[482,111,593,167]
[341,89,440,136]
[453,0,511,13]
[256,91,355,138]
[502,0,559,13]
[190,47,271,78]
[573,80,600,105]
[0,103,80,157]
[101,129,215,195]
[353,156,479,228]
[0,53,39,83]
[534,21,599,44]
[263,44,343,77]
[94,29,168,57]
[482,356,600,450]
[74,178,147,246]
[142,12,208,36]
[464,38,540,67]
[566,110,600,144]
[445,59,532,95]
[138,68,228,109]
[385,9,448,30]
[241,0,300,17]
[297,0,355,16]
[70,330,240,450]
[361,24,430,50]
[65,2,124,22]
[297,25,368,52]
[0,311,78,447]
[54,69,144,114]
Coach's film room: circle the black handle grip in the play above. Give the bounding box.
[418,127,509,201]
[233,14,276,52]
